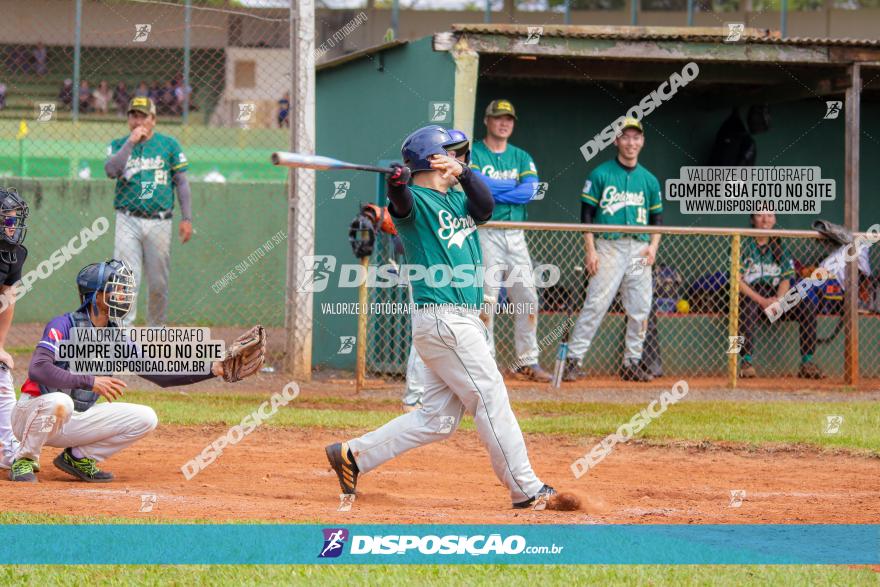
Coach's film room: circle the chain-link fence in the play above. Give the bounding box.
[366,221,879,385]
[0,1,296,365]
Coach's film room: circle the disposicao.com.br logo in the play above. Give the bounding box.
[318,528,564,557]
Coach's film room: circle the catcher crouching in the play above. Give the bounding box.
[8,258,265,483]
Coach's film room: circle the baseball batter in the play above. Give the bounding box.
[402,128,471,412]
[564,118,662,383]
[469,100,550,382]
[8,259,264,482]
[326,125,557,509]
[0,187,29,471]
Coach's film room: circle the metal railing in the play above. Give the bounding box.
[363,221,877,386]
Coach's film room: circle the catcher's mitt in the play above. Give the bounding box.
[222,325,266,383]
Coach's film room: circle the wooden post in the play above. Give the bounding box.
[355,256,370,392]
[728,234,741,388]
[843,63,861,385]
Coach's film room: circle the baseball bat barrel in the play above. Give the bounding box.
[271,152,394,174]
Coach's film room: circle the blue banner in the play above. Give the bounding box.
[0,525,876,565]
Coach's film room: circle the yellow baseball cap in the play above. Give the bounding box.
[128,96,156,116]
[622,117,643,133]
[485,99,517,120]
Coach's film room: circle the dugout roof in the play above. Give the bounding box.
[433,24,880,106]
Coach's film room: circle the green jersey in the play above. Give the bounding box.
[740,238,795,288]
[580,158,662,242]
[469,140,537,222]
[394,185,484,308]
[108,132,188,214]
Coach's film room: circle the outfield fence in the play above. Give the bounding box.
[364,221,880,385]
[0,0,291,182]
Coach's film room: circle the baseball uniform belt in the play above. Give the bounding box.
[415,304,481,317]
[117,207,173,220]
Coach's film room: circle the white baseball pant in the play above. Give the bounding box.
[348,306,544,503]
[11,393,158,464]
[114,211,172,326]
[480,228,540,366]
[402,283,425,408]
[568,237,653,363]
[402,343,425,408]
[0,366,19,467]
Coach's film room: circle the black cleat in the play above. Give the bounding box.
[53,448,114,483]
[513,484,557,510]
[325,442,358,495]
[561,359,586,382]
[620,360,653,382]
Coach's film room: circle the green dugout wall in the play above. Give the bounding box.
[313,37,455,369]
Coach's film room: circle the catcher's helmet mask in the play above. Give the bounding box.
[77,259,137,321]
[401,125,455,174]
[0,187,29,264]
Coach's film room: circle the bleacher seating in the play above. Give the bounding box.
[0,44,226,123]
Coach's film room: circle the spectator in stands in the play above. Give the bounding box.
[114,82,130,116]
[9,46,29,74]
[134,81,149,98]
[148,81,161,104]
[93,80,113,114]
[738,212,825,379]
[58,79,74,110]
[278,92,290,128]
[79,80,92,113]
[160,81,178,115]
[33,43,48,76]
[174,80,191,114]
[0,82,6,110]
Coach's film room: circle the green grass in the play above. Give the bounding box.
[0,515,874,586]
[119,390,880,454]
[1,563,875,586]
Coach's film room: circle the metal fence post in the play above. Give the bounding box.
[728,234,741,388]
[183,0,192,124]
[72,0,82,123]
[286,0,316,381]
[844,63,861,385]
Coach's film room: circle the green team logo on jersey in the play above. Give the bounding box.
[437,209,477,249]
[599,186,646,216]
[477,164,519,180]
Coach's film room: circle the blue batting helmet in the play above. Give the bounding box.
[444,129,470,165]
[76,259,137,320]
[401,125,455,173]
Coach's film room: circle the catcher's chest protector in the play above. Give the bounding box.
[37,311,108,412]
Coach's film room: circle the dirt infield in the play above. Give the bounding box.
[1,425,878,524]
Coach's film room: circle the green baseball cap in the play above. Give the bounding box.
[485,99,517,120]
[127,96,156,116]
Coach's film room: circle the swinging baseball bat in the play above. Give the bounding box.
[271,152,395,174]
